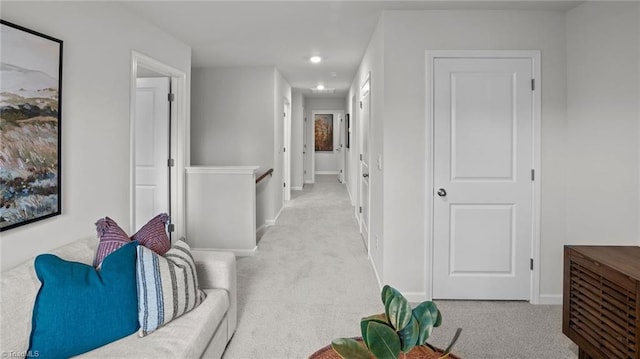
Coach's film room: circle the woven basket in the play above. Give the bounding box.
[309,339,461,359]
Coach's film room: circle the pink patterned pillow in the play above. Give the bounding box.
[94,213,171,267]
[132,213,171,255]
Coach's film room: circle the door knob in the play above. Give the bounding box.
[363,173,369,178]
[437,188,447,197]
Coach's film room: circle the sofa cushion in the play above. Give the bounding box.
[1,238,98,354]
[28,241,139,358]
[136,239,206,336]
[76,288,229,358]
[94,213,171,267]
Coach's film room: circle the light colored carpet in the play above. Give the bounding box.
[222,175,578,359]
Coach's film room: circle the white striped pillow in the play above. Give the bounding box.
[135,239,206,336]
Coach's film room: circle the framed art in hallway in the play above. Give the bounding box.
[0,20,63,232]
[314,113,333,152]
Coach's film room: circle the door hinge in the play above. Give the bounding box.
[530,258,534,271]
[283,147,286,153]
[360,154,363,161]
[531,169,535,181]
[168,158,175,167]
[360,101,363,109]
[531,79,535,91]
[359,206,362,214]
[168,223,175,233]
[284,112,286,118]
[168,93,175,102]
[283,182,286,188]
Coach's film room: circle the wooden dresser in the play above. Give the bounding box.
[563,246,640,359]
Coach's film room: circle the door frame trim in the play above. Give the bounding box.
[359,73,371,254]
[130,51,188,241]
[283,97,291,202]
[425,50,542,303]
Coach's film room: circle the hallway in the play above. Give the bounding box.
[222,175,577,358]
[222,175,381,358]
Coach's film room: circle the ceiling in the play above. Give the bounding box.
[122,0,583,98]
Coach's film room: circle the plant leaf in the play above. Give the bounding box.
[434,309,443,328]
[397,315,419,353]
[440,328,463,357]
[331,338,372,359]
[366,321,401,359]
[412,302,435,344]
[361,314,389,345]
[385,295,412,331]
[381,285,401,307]
[419,301,442,328]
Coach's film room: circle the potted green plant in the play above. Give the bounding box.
[330,285,461,359]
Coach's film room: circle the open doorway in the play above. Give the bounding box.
[130,52,188,240]
[311,110,345,181]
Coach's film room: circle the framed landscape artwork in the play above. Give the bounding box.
[0,20,63,231]
[314,114,333,152]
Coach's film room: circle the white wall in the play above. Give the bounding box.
[0,2,192,271]
[291,90,305,190]
[190,66,291,229]
[348,16,386,283]
[352,5,640,301]
[274,70,293,215]
[565,2,640,249]
[191,67,273,229]
[345,94,356,203]
[352,9,568,300]
[305,97,346,177]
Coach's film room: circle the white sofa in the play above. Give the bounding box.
[1,238,237,358]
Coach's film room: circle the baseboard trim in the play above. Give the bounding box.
[316,171,338,175]
[265,207,284,226]
[304,180,314,184]
[192,246,257,257]
[368,255,426,302]
[403,292,428,303]
[538,294,562,305]
[292,186,303,191]
[369,254,383,290]
[256,224,267,234]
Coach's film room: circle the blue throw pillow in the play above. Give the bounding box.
[27,241,139,358]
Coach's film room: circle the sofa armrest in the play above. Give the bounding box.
[191,250,237,338]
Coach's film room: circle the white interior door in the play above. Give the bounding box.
[303,111,309,183]
[283,99,291,201]
[359,79,371,250]
[432,57,534,300]
[134,77,170,231]
[337,115,345,183]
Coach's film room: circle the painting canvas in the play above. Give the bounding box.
[314,114,333,152]
[0,20,63,231]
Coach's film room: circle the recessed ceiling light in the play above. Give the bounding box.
[316,84,325,90]
[310,56,322,64]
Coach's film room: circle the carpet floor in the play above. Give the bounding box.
[221,175,578,359]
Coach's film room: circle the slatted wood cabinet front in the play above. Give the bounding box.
[563,246,640,359]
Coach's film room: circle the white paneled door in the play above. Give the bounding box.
[433,57,534,300]
[135,77,170,231]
